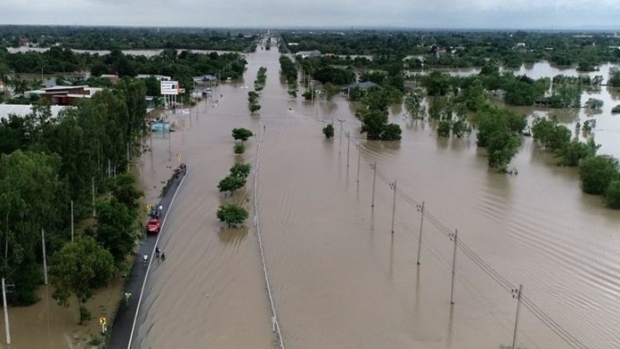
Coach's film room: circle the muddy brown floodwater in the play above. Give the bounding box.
[130,40,620,349]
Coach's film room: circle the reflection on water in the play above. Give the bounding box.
[122,40,620,349]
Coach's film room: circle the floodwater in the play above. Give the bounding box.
[131,39,620,349]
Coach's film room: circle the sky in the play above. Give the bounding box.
[1,0,620,29]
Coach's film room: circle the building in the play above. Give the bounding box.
[137,74,171,81]
[341,81,380,92]
[0,104,69,122]
[100,74,120,84]
[296,50,322,59]
[25,86,103,106]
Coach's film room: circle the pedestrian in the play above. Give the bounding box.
[161,252,166,261]
[124,292,132,304]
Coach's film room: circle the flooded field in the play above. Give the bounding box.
[131,40,620,349]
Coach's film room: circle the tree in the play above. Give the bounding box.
[559,138,599,167]
[232,128,254,142]
[437,121,451,138]
[107,173,143,216]
[230,163,251,179]
[584,98,604,109]
[324,83,340,100]
[0,150,61,305]
[216,203,249,228]
[95,197,137,266]
[249,103,261,114]
[322,123,334,139]
[608,68,620,88]
[218,175,246,195]
[579,155,620,195]
[404,91,424,119]
[234,143,246,154]
[49,236,116,324]
[487,129,522,172]
[604,180,620,209]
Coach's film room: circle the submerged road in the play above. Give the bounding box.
[107,169,188,349]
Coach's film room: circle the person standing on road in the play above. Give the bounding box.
[124,292,132,304]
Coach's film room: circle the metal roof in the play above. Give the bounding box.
[0,104,70,121]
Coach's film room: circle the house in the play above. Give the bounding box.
[194,74,217,83]
[296,50,322,59]
[24,85,103,106]
[137,74,171,81]
[0,104,69,122]
[340,81,380,92]
[100,74,120,84]
[41,77,58,89]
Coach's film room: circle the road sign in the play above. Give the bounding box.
[160,81,179,95]
[100,317,106,326]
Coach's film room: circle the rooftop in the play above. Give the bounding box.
[0,104,69,121]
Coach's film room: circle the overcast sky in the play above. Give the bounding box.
[2,0,620,29]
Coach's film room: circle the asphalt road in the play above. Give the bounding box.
[107,169,187,349]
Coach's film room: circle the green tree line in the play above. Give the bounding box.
[0,78,149,321]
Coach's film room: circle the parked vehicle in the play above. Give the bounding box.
[146,217,161,234]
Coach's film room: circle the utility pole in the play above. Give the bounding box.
[2,278,10,344]
[92,177,96,217]
[390,180,397,233]
[337,119,345,155]
[346,132,350,168]
[449,229,458,304]
[512,284,524,349]
[371,162,377,208]
[41,229,48,285]
[168,123,172,161]
[70,200,74,243]
[356,144,361,183]
[416,202,425,266]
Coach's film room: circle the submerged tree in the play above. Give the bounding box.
[322,123,334,139]
[217,203,249,228]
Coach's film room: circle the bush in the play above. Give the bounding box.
[234,143,245,154]
[580,155,620,195]
[322,124,334,139]
[604,180,620,209]
[216,203,249,228]
[232,128,254,142]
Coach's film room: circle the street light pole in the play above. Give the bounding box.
[70,200,74,243]
[2,278,10,344]
[41,229,48,285]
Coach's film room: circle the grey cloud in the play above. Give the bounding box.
[1,0,619,29]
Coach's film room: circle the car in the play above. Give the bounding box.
[146,218,161,234]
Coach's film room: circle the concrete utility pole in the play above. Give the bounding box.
[168,121,172,162]
[41,229,48,285]
[356,144,361,183]
[416,202,425,266]
[337,118,345,155]
[346,132,351,168]
[70,200,74,243]
[2,278,10,344]
[450,229,458,304]
[512,284,524,349]
[371,162,377,208]
[390,180,397,233]
[92,176,96,217]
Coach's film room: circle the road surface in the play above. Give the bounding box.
[107,169,187,349]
